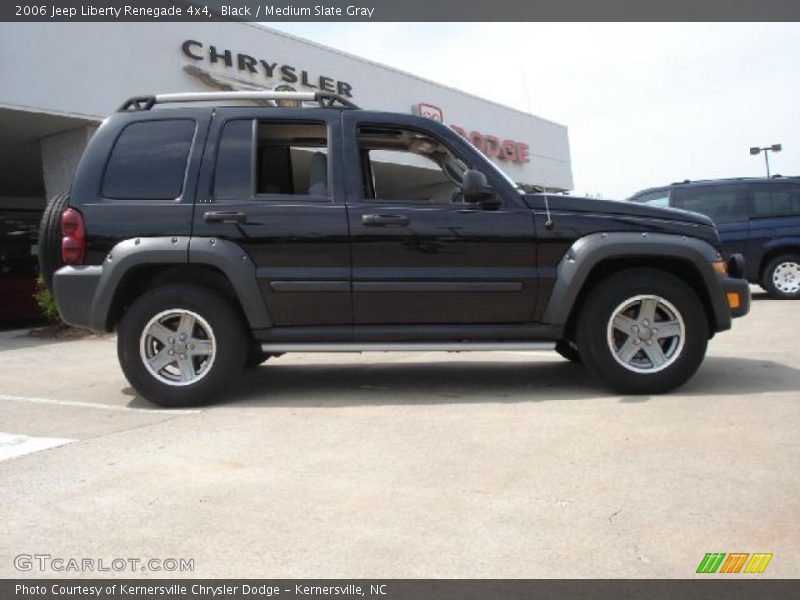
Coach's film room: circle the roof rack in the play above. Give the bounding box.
[118,91,360,112]
[668,175,800,186]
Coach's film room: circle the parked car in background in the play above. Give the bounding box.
[629,177,800,299]
[0,209,43,325]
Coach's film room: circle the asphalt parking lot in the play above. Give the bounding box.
[1,289,798,579]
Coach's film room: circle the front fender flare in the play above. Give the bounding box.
[541,232,730,332]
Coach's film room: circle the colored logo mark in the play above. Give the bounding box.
[696,552,773,574]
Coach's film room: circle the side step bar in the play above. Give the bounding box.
[260,342,556,353]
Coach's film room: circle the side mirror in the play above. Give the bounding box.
[462,169,500,209]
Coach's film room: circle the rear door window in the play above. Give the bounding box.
[212,120,330,201]
[751,184,800,218]
[256,122,329,198]
[103,120,196,200]
[213,119,254,200]
[672,185,749,223]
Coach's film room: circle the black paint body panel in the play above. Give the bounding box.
[62,105,741,340]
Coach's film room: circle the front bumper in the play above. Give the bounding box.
[722,276,751,319]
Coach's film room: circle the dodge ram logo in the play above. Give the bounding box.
[414,103,530,164]
[416,103,444,122]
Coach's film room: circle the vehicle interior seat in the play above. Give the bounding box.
[307,152,328,196]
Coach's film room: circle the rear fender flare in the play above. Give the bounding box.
[89,237,270,330]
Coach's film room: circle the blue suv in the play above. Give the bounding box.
[630,177,800,299]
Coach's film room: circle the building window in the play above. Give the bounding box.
[103,120,196,200]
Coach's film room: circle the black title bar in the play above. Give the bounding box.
[2,580,799,600]
[3,0,800,22]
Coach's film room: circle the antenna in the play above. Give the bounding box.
[542,194,554,230]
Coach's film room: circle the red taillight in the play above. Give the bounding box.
[61,208,85,265]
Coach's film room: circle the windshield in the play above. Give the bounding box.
[630,190,670,207]
[481,156,523,191]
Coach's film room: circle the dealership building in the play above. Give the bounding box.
[0,20,573,206]
[0,21,572,321]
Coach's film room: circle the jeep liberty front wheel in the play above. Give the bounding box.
[118,285,246,407]
[576,269,709,394]
[554,339,581,363]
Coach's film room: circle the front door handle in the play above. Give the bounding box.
[362,214,409,227]
[204,211,247,224]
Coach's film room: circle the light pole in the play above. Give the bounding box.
[750,144,782,177]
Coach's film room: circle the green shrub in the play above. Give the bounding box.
[34,277,61,322]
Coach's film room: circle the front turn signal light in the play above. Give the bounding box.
[712,260,727,276]
[727,292,740,309]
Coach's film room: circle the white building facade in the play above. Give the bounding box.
[0,21,572,209]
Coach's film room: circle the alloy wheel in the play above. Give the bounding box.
[606,294,686,373]
[139,309,216,386]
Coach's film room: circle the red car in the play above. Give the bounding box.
[0,209,44,325]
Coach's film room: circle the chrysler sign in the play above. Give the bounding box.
[181,40,354,98]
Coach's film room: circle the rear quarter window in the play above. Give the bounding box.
[751,184,800,218]
[102,120,196,200]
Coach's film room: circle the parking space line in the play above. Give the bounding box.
[0,432,75,462]
[0,394,200,414]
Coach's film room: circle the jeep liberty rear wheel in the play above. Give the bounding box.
[244,351,274,368]
[118,284,247,407]
[576,269,708,394]
[762,254,800,299]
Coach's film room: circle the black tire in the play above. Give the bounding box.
[117,284,247,407]
[555,339,581,363]
[37,193,70,292]
[761,254,800,299]
[244,351,273,369]
[575,268,709,395]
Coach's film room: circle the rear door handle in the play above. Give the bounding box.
[204,211,247,224]
[362,214,409,227]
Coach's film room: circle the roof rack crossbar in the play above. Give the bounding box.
[119,96,157,112]
[118,91,359,112]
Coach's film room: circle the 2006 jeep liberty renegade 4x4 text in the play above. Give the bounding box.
[40,91,750,407]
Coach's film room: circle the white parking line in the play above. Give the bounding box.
[0,394,200,414]
[0,432,75,462]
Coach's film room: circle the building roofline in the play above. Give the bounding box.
[0,102,103,122]
[236,21,568,130]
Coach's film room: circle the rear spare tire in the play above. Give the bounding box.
[37,193,70,292]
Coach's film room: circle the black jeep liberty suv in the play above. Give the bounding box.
[40,91,750,407]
